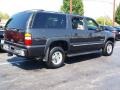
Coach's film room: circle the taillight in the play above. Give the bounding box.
[24,33,32,46]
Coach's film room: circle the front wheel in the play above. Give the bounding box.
[102,41,114,56]
[46,47,65,68]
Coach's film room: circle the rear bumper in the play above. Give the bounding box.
[3,41,46,58]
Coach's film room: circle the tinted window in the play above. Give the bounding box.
[32,12,66,29]
[86,18,99,30]
[72,17,84,30]
[114,27,120,30]
[5,12,31,30]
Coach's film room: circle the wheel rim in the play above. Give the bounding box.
[107,44,113,54]
[51,51,63,65]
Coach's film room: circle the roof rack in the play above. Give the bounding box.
[27,9,64,14]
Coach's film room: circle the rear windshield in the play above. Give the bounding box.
[32,12,66,29]
[5,12,32,30]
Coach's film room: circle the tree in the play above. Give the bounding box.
[61,0,84,15]
[96,17,112,26]
[0,11,9,20]
[115,3,120,24]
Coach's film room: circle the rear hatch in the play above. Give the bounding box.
[5,11,32,45]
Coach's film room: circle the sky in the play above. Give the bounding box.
[0,0,63,16]
[0,0,120,19]
[83,0,120,19]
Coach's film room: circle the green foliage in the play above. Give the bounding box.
[0,12,9,20]
[96,17,112,26]
[61,0,84,15]
[115,3,120,24]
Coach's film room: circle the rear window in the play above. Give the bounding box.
[32,12,66,29]
[5,12,32,30]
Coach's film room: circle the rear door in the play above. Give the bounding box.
[5,12,32,45]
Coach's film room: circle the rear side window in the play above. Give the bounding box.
[5,12,31,30]
[32,12,66,29]
[72,17,84,30]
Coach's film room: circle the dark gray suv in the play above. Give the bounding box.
[3,10,115,68]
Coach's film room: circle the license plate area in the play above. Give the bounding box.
[3,44,25,56]
[3,44,15,51]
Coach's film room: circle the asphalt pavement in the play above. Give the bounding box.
[0,42,120,90]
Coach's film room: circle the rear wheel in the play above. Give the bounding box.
[102,41,114,56]
[46,47,65,68]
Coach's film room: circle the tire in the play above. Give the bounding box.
[46,47,65,68]
[102,41,114,56]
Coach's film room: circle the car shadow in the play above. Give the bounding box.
[65,52,102,64]
[7,52,102,70]
[7,57,47,70]
[0,48,6,53]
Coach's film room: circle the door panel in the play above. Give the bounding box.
[69,17,94,54]
[70,30,91,54]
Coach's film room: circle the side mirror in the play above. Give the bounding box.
[98,26,104,31]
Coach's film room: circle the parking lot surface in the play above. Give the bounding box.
[0,42,120,90]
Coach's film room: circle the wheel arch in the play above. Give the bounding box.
[43,40,70,61]
[105,37,115,43]
[48,40,69,52]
